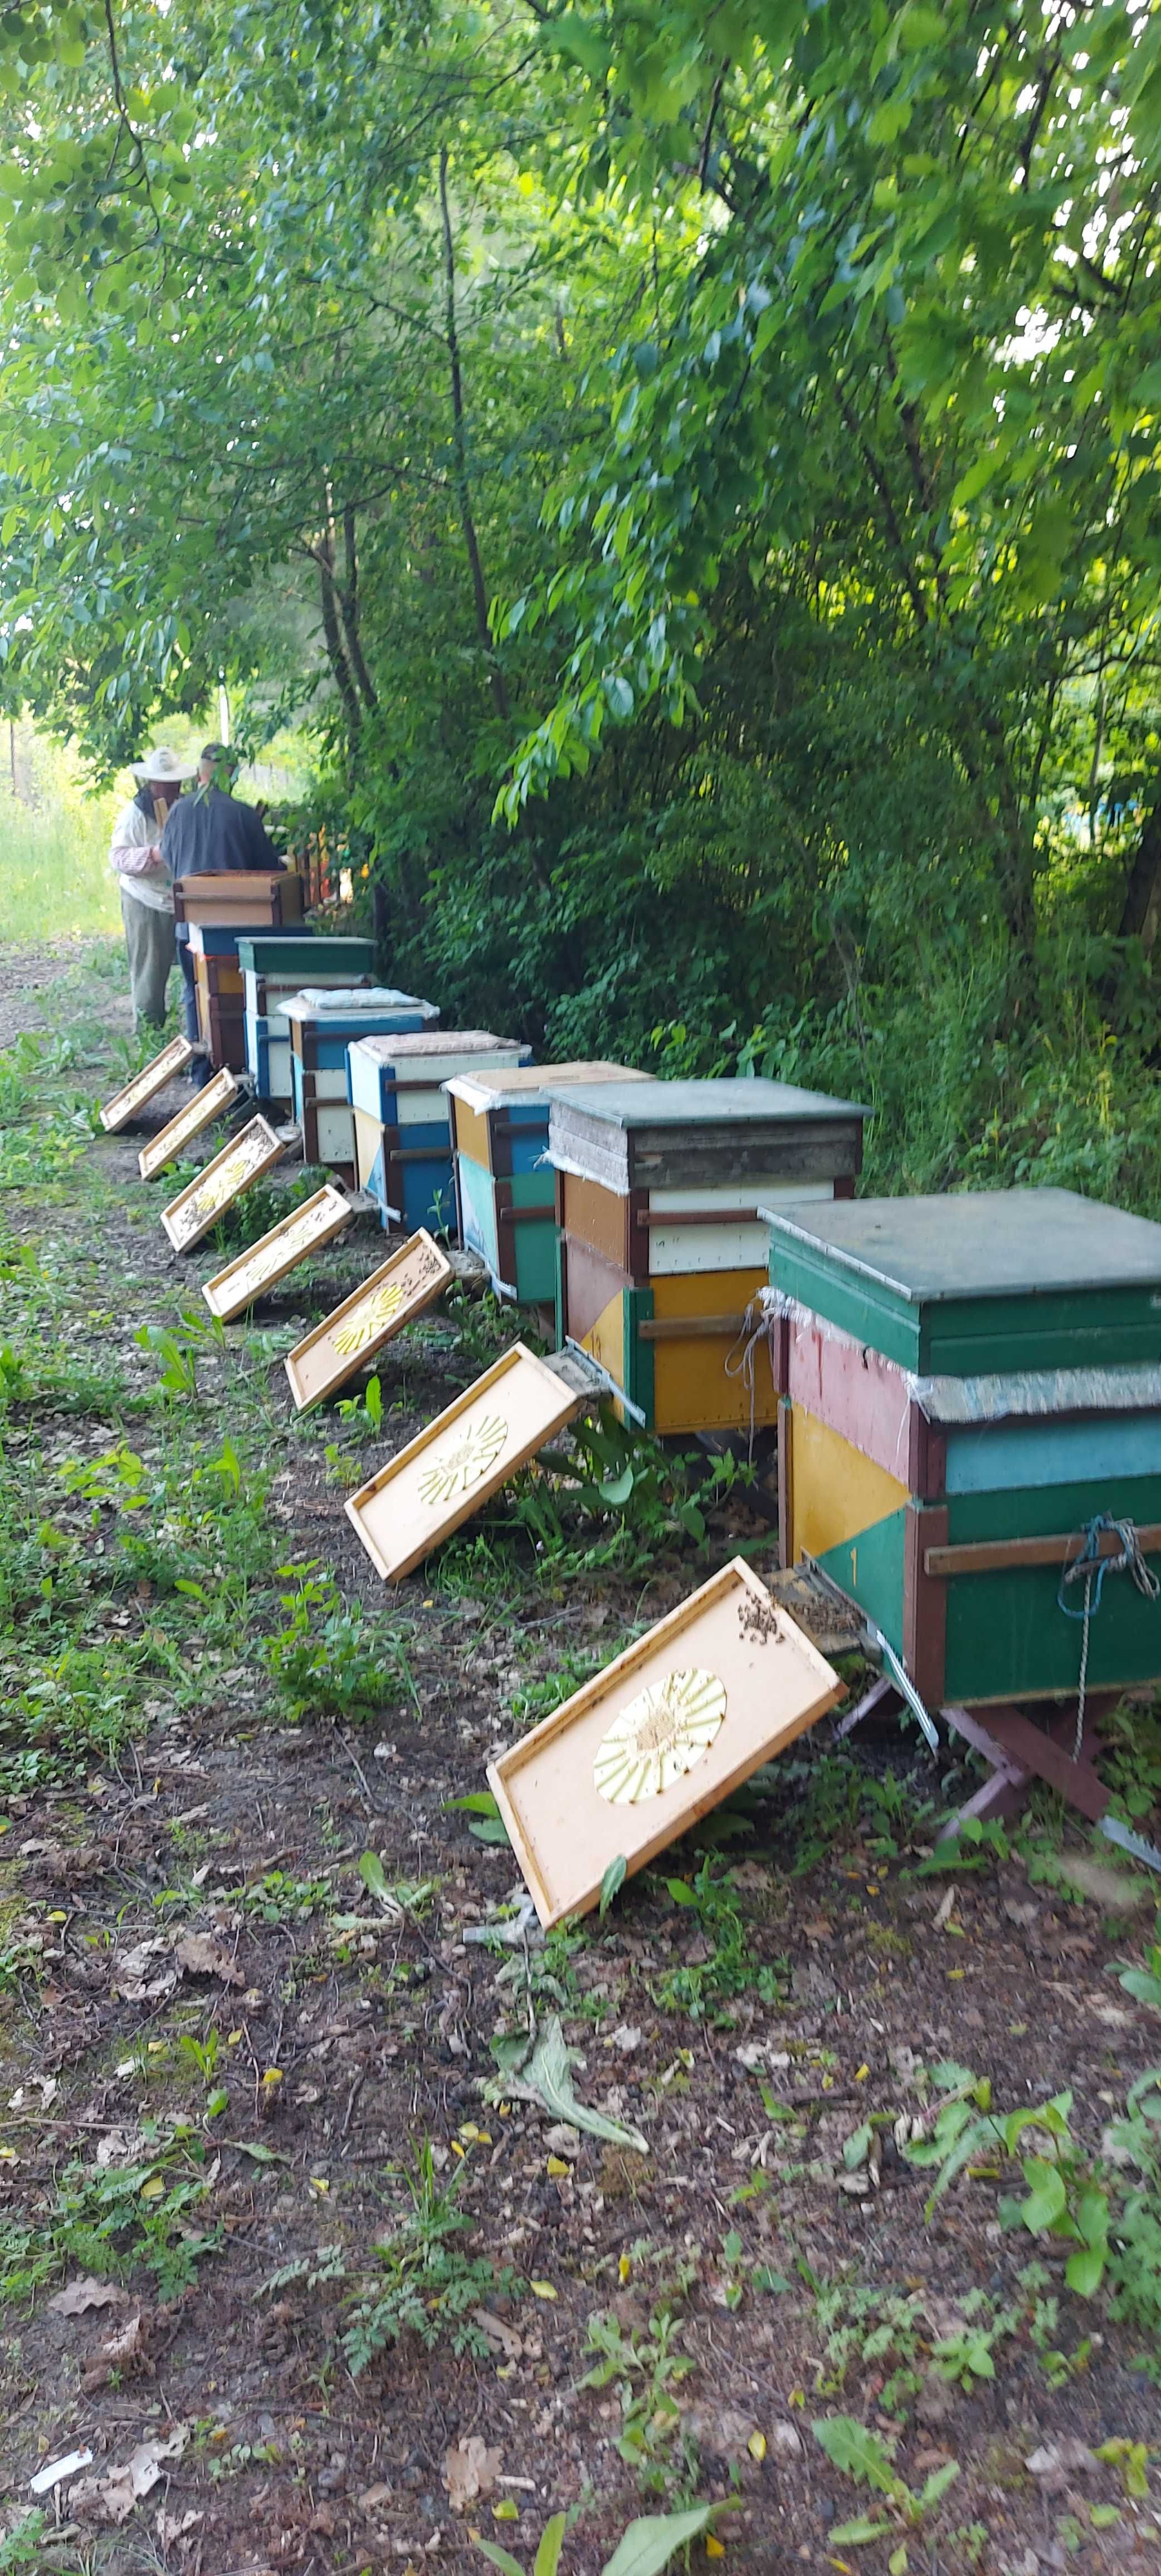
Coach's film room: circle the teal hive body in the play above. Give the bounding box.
[765,1188,1161,1709]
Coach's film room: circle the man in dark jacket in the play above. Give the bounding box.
[161,744,285,1069]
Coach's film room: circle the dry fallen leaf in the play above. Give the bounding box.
[1026,2438,1097,2491]
[155,2507,203,2549]
[111,1939,175,2003]
[357,2482,394,2514]
[471,2306,524,2361]
[174,1930,245,1986]
[72,2424,189,2524]
[82,2309,150,2393]
[49,2277,131,2318]
[443,2436,502,2511]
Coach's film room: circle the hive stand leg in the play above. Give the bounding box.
[835,1674,897,1740]
[940,1704,1030,1833]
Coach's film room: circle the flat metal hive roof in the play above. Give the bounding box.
[767,1187,1161,1302]
[544,1077,870,1127]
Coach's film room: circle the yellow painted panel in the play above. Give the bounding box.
[581,1287,628,1393]
[653,1266,776,1435]
[448,1094,493,1173]
[652,1266,765,1320]
[790,1402,909,1565]
[353,1105,385,1192]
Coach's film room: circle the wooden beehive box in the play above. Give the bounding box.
[557,1232,773,1435]
[282,991,440,1179]
[173,870,304,928]
[545,1079,867,1435]
[202,1182,354,1322]
[347,1031,531,1233]
[285,1228,454,1411]
[489,1557,842,1928]
[447,1062,644,1303]
[160,1115,285,1253]
[345,1342,582,1581]
[138,1068,239,1179]
[236,934,373,980]
[767,1187,1161,1708]
[100,1036,195,1133]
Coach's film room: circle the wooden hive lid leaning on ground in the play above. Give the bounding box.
[545,1075,870,1196]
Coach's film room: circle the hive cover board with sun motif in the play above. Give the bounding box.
[202,1183,354,1321]
[161,1116,286,1253]
[284,1228,455,1412]
[345,1341,583,1582]
[487,1558,842,1928]
[100,1035,196,1133]
[138,1067,240,1179]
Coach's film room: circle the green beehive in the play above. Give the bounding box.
[766,1188,1161,1710]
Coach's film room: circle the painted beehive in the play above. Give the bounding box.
[283,989,439,1178]
[767,1187,1161,1708]
[173,870,304,928]
[548,1078,869,1436]
[192,946,247,1070]
[447,1061,645,1304]
[347,1032,530,1235]
[244,967,378,1104]
[239,936,378,1101]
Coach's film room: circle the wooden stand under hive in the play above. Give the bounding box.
[347,1032,532,1235]
[765,1188,1161,1829]
[446,1062,646,1305]
[548,1078,868,1436]
[282,989,440,1180]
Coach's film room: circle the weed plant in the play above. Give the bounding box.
[342,2140,518,2375]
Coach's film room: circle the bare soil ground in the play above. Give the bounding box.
[2,949,1161,2576]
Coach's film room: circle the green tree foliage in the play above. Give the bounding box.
[2,0,1160,1196]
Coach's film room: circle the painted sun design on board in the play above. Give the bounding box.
[593,1667,726,1806]
[333,1277,407,1358]
[182,1136,266,1233]
[227,1198,338,1302]
[418,1413,508,1507]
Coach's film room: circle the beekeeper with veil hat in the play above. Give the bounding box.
[108,744,191,1031]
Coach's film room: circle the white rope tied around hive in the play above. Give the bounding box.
[724,1296,777,1463]
[1058,1513,1161,1755]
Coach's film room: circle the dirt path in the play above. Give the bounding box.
[2,957,1161,2576]
[0,942,121,1051]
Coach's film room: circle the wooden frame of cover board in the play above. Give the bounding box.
[346,1341,582,1583]
[160,1115,285,1255]
[138,1067,240,1179]
[202,1182,354,1321]
[100,1035,196,1133]
[489,1557,842,1929]
[285,1227,455,1412]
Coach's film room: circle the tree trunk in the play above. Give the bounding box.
[318,515,363,748]
[438,144,509,724]
[340,504,379,713]
[1115,794,1161,954]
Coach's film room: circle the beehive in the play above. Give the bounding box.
[767,1187,1161,1707]
[238,936,377,1102]
[282,989,440,1180]
[548,1079,869,1435]
[173,870,304,929]
[446,1062,644,1303]
[347,1032,531,1235]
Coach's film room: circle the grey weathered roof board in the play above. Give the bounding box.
[767,1187,1161,1304]
[547,1077,870,1195]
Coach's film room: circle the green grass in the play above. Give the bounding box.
[0,801,121,940]
[0,723,123,941]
